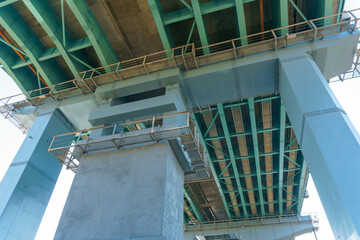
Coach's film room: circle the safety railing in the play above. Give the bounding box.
[1,8,359,133]
[48,111,207,173]
[184,213,319,231]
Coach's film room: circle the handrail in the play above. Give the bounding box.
[184,213,319,231]
[1,8,359,133]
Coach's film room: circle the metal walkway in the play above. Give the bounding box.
[0,9,359,133]
[48,112,209,181]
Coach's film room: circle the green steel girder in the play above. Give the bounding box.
[66,0,118,67]
[191,0,210,54]
[211,148,301,162]
[248,97,266,216]
[288,0,309,23]
[0,38,27,56]
[191,113,232,219]
[312,0,333,23]
[0,0,17,7]
[278,104,286,215]
[11,38,92,69]
[217,104,248,217]
[297,159,307,213]
[0,41,37,92]
[23,0,87,77]
[219,168,301,180]
[234,0,248,46]
[148,0,175,51]
[273,0,289,36]
[184,188,204,222]
[162,0,255,25]
[203,111,218,137]
[0,5,67,86]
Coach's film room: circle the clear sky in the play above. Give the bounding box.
[0,2,359,239]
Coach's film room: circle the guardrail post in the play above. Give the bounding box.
[143,55,149,74]
[231,39,237,59]
[271,30,277,50]
[192,43,199,68]
[115,62,123,80]
[348,11,358,32]
[181,45,188,70]
[309,20,318,41]
[112,124,118,135]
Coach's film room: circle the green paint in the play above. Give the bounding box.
[191,0,210,54]
[248,97,266,216]
[192,112,233,219]
[217,104,248,217]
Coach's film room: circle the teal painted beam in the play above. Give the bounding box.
[0,0,17,7]
[234,0,248,46]
[273,0,289,36]
[162,0,255,25]
[312,0,333,26]
[191,0,210,54]
[191,113,233,219]
[278,103,286,215]
[23,0,87,76]
[217,104,248,217]
[0,42,37,92]
[66,0,118,67]
[148,0,174,51]
[0,5,67,86]
[0,37,27,56]
[184,188,204,222]
[11,38,92,70]
[248,98,266,216]
[289,0,307,22]
[296,158,307,213]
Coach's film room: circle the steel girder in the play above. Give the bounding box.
[193,95,308,219]
[148,0,174,51]
[65,0,118,67]
[23,0,87,76]
[191,112,233,219]
[11,38,91,70]
[184,187,205,222]
[217,104,248,217]
[0,5,67,86]
[234,0,248,45]
[162,0,255,25]
[278,103,286,214]
[0,41,37,92]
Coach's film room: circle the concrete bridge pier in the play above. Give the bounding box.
[279,54,360,240]
[0,109,74,240]
[54,142,184,240]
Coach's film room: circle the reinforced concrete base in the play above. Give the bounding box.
[54,142,184,240]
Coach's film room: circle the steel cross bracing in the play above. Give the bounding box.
[191,95,308,220]
[0,0,118,93]
[148,0,341,52]
[1,8,359,134]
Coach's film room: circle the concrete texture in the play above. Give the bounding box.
[54,142,184,240]
[0,109,74,240]
[280,54,360,240]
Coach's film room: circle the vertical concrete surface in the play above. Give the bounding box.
[54,142,184,240]
[0,109,74,240]
[279,54,360,240]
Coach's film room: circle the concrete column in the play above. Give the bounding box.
[0,109,74,240]
[279,54,360,240]
[54,142,184,240]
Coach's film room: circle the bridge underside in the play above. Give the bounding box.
[0,0,358,239]
[0,0,342,92]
